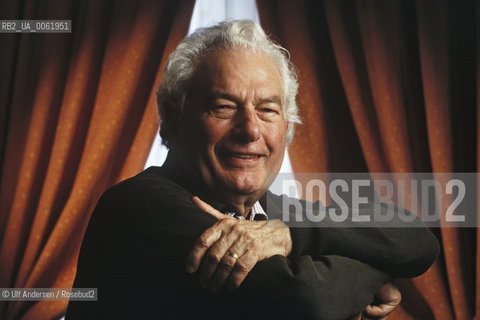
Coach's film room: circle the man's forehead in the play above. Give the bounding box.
[196,47,281,76]
[190,50,284,93]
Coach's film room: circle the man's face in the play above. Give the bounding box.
[177,48,287,200]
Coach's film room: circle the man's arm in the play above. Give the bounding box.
[186,192,439,299]
[67,177,394,319]
[269,192,440,278]
[184,194,437,319]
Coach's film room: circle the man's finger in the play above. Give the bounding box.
[186,225,222,273]
[196,220,242,285]
[198,248,223,288]
[362,304,391,319]
[192,196,226,220]
[225,252,256,291]
[363,302,396,319]
[209,253,239,293]
[362,282,401,319]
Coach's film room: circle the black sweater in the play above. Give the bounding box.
[66,166,439,320]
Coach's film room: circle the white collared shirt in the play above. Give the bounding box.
[224,201,268,221]
[250,201,268,220]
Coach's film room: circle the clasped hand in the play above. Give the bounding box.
[186,196,292,293]
[185,197,401,320]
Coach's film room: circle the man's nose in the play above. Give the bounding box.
[232,107,261,143]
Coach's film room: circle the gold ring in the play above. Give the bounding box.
[226,251,239,260]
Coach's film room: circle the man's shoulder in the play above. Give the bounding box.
[90,166,199,228]
[109,166,184,190]
[103,166,192,203]
[86,166,213,249]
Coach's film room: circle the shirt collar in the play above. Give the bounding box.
[250,201,268,220]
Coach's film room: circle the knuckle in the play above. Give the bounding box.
[206,252,221,265]
[244,232,256,242]
[209,246,224,258]
[221,218,235,226]
[231,221,242,229]
[240,253,258,267]
[233,227,252,242]
[232,221,247,231]
[252,238,263,249]
[220,260,235,272]
[235,261,251,274]
[196,235,210,248]
[247,239,261,253]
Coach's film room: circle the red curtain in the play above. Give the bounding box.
[0,0,194,319]
[257,0,477,319]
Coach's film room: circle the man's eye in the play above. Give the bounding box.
[209,105,236,117]
[216,105,234,110]
[260,107,277,113]
[258,106,281,120]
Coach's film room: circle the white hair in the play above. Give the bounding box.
[156,20,301,147]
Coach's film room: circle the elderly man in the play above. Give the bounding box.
[66,20,439,319]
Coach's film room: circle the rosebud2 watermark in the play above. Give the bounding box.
[267,173,476,227]
[0,288,97,301]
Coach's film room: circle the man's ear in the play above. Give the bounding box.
[168,114,189,148]
[167,133,180,148]
[161,110,184,148]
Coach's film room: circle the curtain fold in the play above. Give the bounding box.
[416,2,474,319]
[258,0,476,319]
[0,0,194,319]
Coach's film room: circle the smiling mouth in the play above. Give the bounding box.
[220,151,265,167]
[231,153,261,159]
